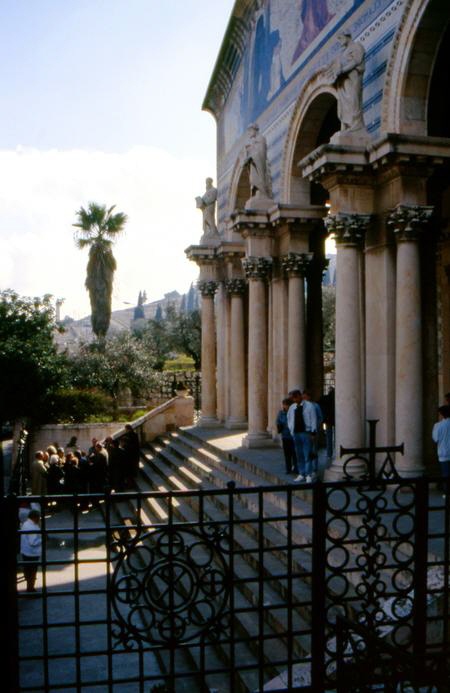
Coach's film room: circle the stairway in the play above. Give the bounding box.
[110,428,319,692]
[110,428,436,692]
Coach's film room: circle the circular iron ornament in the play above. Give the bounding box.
[110,525,231,646]
[326,515,351,542]
[392,484,416,509]
[327,487,351,512]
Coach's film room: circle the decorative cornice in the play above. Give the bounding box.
[197,280,219,298]
[387,204,434,242]
[242,256,272,281]
[325,213,372,247]
[280,252,314,278]
[225,278,247,295]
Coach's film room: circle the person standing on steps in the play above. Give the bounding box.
[287,389,318,484]
[276,398,297,475]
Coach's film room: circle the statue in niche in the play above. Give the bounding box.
[196,177,218,241]
[243,122,273,208]
[323,31,367,138]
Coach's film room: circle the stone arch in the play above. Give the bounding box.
[382,0,450,135]
[227,157,250,214]
[281,76,339,205]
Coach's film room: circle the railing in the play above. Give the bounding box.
[111,394,195,445]
[3,476,450,692]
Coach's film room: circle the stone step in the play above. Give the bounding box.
[113,493,291,692]
[134,460,312,654]
[142,444,314,590]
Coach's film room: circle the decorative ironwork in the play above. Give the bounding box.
[340,419,403,481]
[110,524,231,647]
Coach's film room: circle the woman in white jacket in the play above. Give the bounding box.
[20,509,42,593]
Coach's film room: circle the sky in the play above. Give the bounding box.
[0,0,234,319]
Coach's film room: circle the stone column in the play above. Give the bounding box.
[389,205,433,476]
[215,282,227,423]
[242,257,272,447]
[281,252,313,391]
[224,279,247,428]
[198,280,219,427]
[324,214,370,480]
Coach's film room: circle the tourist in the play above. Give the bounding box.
[276,398,297,474]
[20,508,42,593]
[46,454,64,494]
[73,450,89,493]
[122,424,140,479]
[31,451,48,495]
[108,438,127,491]
[46,445,59,466]
[287,389,318,483]
[432,405,450,487]
[89,442,109,493]
[63,452,81,494]
[303,390,323,476]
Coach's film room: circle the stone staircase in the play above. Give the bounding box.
[111,427,395,692]
[109,428,319,692]
[110,427,434,692]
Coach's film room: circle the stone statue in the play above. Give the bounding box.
[243,123,273,208]
[323,31,367,141]
[196,177,218,241]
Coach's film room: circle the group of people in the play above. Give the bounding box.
[276,388,334,483]
[30,424,141,497]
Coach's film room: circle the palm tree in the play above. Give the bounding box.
[73,203,128,339]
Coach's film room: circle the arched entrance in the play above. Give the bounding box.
[285,91,340,400]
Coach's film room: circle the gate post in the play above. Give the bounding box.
[311,481,327,689]
[0,494,20,692]
[412,479,429,679]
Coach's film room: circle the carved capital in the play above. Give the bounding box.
[197,280,218,298]
[280,252,313,278]
[325,213,371,247]
[387,204,434,242]
[225,278,247,295]
[242,256,273,281]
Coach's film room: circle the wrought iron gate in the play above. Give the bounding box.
[2,476,450,692]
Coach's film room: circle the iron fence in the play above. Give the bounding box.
[2,476,450,692]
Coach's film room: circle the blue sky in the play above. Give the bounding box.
[0,0,234,318]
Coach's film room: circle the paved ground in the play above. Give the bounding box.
[14,426,449,690]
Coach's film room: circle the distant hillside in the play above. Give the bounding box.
[55,287,199,352]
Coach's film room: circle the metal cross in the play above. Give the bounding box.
[340,419,404,481]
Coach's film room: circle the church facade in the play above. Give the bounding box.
[186,0,450,478]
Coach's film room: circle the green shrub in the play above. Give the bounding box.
[164,356,195,371]
[46,388,113,423]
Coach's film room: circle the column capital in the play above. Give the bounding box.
[197,280,218,297]
[225,278,247,295]
[242,256,273,281]
[280,252,313,277]
[325,213,372,247]
[387,204,434,242]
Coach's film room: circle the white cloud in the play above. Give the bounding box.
[0,146,210,319]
